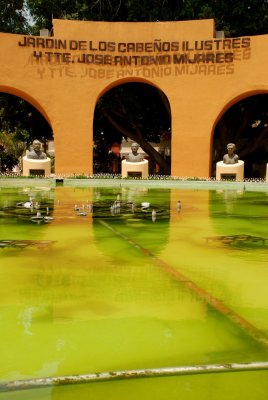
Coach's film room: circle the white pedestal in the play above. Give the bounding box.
[121,159,148,178]
[22,156,51,177]
[216,160,244,181]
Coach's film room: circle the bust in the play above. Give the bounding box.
[126,142,144,162]
[223,143,239,164]
[27,140,47,160]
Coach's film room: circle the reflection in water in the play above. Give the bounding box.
[0,186,268,400]
[210,189,268,240]
[18,306,34,336]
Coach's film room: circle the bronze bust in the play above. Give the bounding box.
[223,143,239,164]
[126,142,144,162]
[27,140,47,160]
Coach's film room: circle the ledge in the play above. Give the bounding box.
[0,178,268,192]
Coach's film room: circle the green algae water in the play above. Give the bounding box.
[0,184,268,399]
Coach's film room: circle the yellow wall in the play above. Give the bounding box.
[0,19,268,177]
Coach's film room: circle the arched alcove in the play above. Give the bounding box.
[0,90,53,172]
[212,92,268,179]
[93,81,171,175]
[0,86,52,124]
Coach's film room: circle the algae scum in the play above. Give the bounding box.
[0,185,268,399]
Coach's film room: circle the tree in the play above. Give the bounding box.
[0,94,53,143]
[26,0,129,33]
[25,0,268,37]
[0,0,30,34]
[0,94,53,171]
[213,94,268,178]
[0,131,26,172]
[94,83,171,174]
[0,0,51,171]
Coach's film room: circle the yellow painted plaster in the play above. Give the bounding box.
[0,19,267,177]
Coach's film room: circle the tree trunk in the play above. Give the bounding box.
[101,109,171,174]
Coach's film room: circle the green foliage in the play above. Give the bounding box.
[25,0,268,37]
[1,1,268,38]
[94,82,171,174]
[0,94,53,171]
[0,0,30,33]
[0,94,53,144]
[0,130,27,172]
[94,83,170,144]
[0,145,18,172]
[213,93,268,178]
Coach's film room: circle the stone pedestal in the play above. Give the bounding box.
[22,156,51,177]
[121,159,148,178]
[216,160,244,181]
